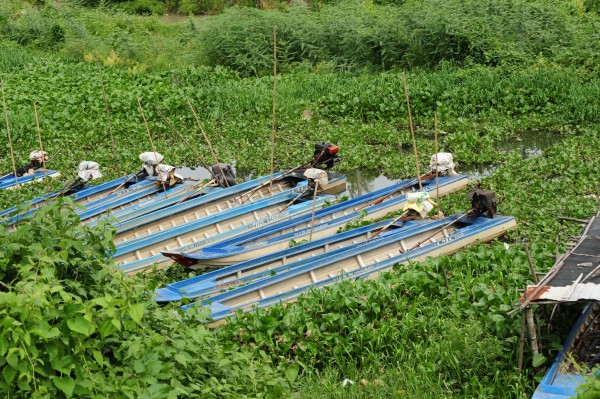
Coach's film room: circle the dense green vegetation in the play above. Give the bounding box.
[1,0,599,397]
[2,0,600,73]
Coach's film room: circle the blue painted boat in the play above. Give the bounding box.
[114,190,336,274]
[0,169,61,190]
[155,217,439,302]
[75,179,213,223]
[3,177,159,226]
[163,174,469,268]
[0,174,153,220]
[182,214,516,322]
[532,301,600,399]
[89,171,289,232]
[106,171,347,244]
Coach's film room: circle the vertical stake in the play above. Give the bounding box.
[269,25,277,196]
[518,310,526,371]
[402,72,421,190]
[434,112,440,208]
[137,96,167,198]
[525,306,540,356]
[524,240,539,285]
[1,79,19,191]
[188,101,229,187]
[97,59,121,175]
[153,104,217,183]
[33,102,50,192]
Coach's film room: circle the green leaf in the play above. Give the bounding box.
[2,366,16,384]
[92,351,104,367]
[532,354,547,367]
[30,325,60,339]
[128,303,144,326]
[67,317,94,337]
[99,319,117,339]
[285,364,299,385]
[52,376,76,397]
[51,355,73,374]
[6,349,19,369]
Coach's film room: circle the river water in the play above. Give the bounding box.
[178,130,565,197]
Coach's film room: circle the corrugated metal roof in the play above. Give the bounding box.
[522,212,600,304]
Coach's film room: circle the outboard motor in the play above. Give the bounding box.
[429,152,458,176]
[210,162,236,188]
[136,152,164,179]
[156,164,183,188]
[468,189,497,218]
[311,142,340,170]
[14,150,48,177]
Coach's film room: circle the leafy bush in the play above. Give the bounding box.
[0,202,289,397]
[577,372,600,398]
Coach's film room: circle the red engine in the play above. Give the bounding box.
[312,142,341,169]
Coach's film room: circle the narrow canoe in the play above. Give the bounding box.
[3,177,161,227]
[532,301,600,399]
[76,179,216,223]
[0,169,61,190]
[155,217,438,302]
[1,174,154,219]
[164,174,469,268]
[183,214,516,322]
[115,191,335,274]
[98,171,344,240]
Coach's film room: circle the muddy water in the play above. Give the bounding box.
[177,130,565,196]
[460,129,564,180]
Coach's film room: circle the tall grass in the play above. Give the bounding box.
[1,1,599,73]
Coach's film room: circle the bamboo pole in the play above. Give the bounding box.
[97,59,121,175]
[518,310,526,370]
[402,72,422,190]
[308,182,319,241]
[525,307,540,356]
[1,79,19,191]
[153,104,216,180]
[269,25,277,196]
[524,240,539,285]
[188,100,230,188]
[434,112,440,211]
[33,102,50,192]
[137,96,167,198]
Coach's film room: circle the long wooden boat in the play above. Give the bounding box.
[164,174,469,268]
[115,191,335,274]
[90,171,345,237]
[75,179,214,223]
[0,169,62,190]
[0,174,153,220]
[155,217,438,302]
[3,177,166,227]
[182,214,516,322]
[532,301,600,399]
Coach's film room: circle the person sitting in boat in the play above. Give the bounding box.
[135,152,184,187]
[303,168,329,191]
[403,191,437,219]
[135,151,164,180]
[156,164,184,188]
[210,161,236,187]
[62,161,103,194]
[429,152,458,176]
[11,150,48,177]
